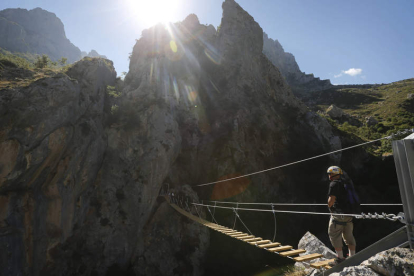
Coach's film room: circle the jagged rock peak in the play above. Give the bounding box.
[182,13,200,31]
[263,31,332,95]
[219,0,263,57]
[0,7,82,62]
[81,49,107,59]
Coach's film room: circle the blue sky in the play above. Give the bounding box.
[1,0,413,85]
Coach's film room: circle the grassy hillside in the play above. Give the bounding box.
[302,79,414,155]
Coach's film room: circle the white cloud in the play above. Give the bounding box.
[343,68,362,76]
[334,68,363,78]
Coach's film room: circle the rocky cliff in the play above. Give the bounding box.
[263,32,332,96]
[0,8,82,63]
[82,50,108,59]
[0,0,373,275]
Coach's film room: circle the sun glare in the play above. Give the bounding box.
[127,0,180,26]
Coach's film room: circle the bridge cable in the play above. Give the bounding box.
[233,202,239,229]
[207,206,219,224]
[194,203,202,219]
[203,200,403,206]
[233,207,253,235]
[194,128,414,187]
[271,204,277,242]
[193,203,403,221]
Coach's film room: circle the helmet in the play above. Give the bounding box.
[327,166,343,175]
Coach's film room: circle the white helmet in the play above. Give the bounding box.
[327,166,343,175]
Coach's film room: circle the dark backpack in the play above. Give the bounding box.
[342,172,361,214]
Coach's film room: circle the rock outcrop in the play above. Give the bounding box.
[296,232,414,276]
[263,32,332,95]
[0,0,344,275]
[360,248,414,276]
[0,8,81,62]
[81,50,107,59]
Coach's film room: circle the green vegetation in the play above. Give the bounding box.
[34,54,51,68]
[111,104,119,115]
[0,49,32,69]
[309,79,414,155]
[107,85,122,98]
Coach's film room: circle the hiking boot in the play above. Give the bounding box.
[328,257,346,266]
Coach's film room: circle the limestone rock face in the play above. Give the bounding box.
[361,248,414,276]
[0,57,116,276]
[124,0,339,272]
[0,8,81,62]
[1,1,343,275]
[263,32,332,95]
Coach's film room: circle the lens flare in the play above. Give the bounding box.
[170,40,178,53]
[188,91,198,102]
[211,173,251,200]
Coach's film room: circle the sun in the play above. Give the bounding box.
[127,0,181,27]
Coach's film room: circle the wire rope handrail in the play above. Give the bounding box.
[192,203,403,221]
[193,129,414,187]
[204,200,403,206]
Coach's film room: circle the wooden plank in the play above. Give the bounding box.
[258,242,281,248]
[228,232,243,236]
[294,253,324,262]
[250,240,271,245]
[310,259,335,269]
[231,234,249,238]
[238,235,255,240]
[244,238,262,242]
[324,265,332,270]
[279,249,306,257]
[268,245,292,252]
[220,230,236,233]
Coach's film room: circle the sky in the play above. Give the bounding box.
[1,0,413,85]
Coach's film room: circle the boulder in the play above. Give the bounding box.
[326,105,344,119]
[365,116,378,126]
[330,266,381,276]
[361,247,414,276]
[295,231,336,274]
[298,231,336,259]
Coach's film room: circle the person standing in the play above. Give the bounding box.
[327,166,357,265]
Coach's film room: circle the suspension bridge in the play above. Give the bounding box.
[160,129,414,275]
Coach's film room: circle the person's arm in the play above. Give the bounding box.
[328,195,336,208]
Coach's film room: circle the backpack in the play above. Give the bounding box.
[342,172,361,214]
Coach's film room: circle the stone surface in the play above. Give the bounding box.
[326,105,344,119]
[0,8,82,62]
[263,32,332,95]
[295,231,336,273]
[361,248,414,276]
[0,1,344,275]
[81,49,107,59]
[365,116,378,126]
[330,266,381,276]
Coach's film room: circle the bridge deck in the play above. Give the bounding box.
[165,196,326,269]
